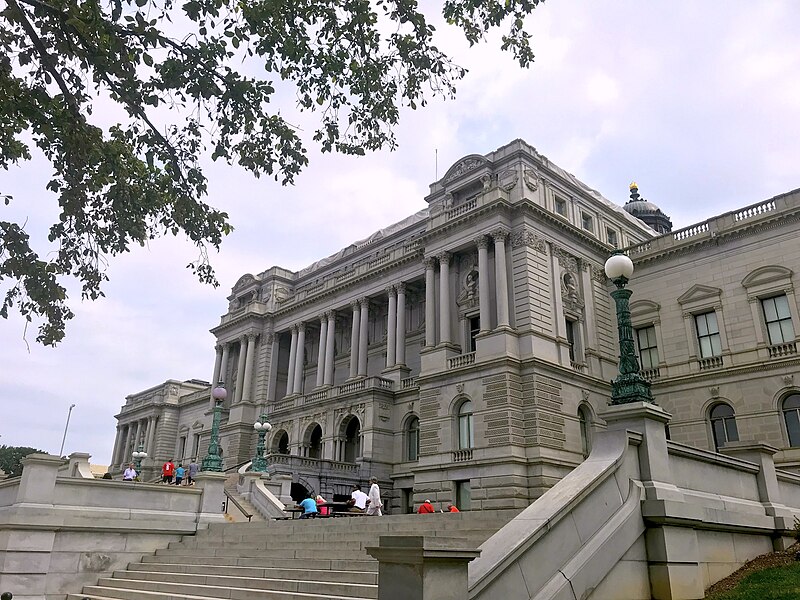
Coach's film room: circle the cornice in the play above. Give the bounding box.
[649,354,800,388]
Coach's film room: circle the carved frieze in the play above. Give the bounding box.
[510,228,546,253]
[445,157,484,182]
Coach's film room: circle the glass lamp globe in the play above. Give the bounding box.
[212,385,227,401]
[604,253,634,280]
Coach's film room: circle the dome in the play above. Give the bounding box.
[623,183,673,233]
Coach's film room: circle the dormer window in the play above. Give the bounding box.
[581,213,594,232]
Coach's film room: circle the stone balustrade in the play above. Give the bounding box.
[274,376,395,411]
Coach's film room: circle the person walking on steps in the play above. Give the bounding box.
[366,476,383,516]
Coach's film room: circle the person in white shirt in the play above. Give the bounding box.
[349,484,368,512]
[366,477,383,516]
[122,463,137,481]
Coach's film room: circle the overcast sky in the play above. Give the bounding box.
[1,1,798,466]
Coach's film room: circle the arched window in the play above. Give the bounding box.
[458,401,474,450]
[274,431,289,454]
[710,403,739,451]
[578,405,592,457]
[782,394,800,447]
[406,417,420,462]
[343,418,361,462]
[308,425,323,459]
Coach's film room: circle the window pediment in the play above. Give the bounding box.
[677,284,722,307]
[742,265,793,290]
[630,299,661,321]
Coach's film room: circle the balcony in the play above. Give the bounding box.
[698,356,724,371]
[448,352,476,369]
[275,376,395,412]
[768,342,797,358]
[267,453,359,474]
[452,449,473,462]
[640,367,661,381]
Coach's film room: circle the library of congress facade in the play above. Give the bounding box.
[109,139,800,512]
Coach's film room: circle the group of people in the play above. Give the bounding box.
[296,477,383,518]
[417,499,459,513]
[119,459,199,484]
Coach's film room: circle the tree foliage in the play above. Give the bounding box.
[0,444,46,477]
[0,0,541,345]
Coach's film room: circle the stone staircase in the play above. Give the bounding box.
[224,476,265,522]
[68,509,519,600]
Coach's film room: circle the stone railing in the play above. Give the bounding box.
[275,377,396,411]
[570,361,586,373]
[401,376,419,389]
[267,453,359,473]
[449,352,476,369]
[699,356,724,370]
[640,367,661,381]
[447,198,478,220]
[734,199,776,221]
[452,449,473,462]
[768,342,797,358]
[673,221,709,241]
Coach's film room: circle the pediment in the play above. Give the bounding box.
[233,273,257,291]
[630,299,661,319]
[742,265,793,289]
[677,284,721,306]
[192,420,205,430]
[442,154,490,183]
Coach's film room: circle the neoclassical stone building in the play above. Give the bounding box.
[109,139,800,511]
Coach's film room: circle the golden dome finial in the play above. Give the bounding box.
[629,181,638,190]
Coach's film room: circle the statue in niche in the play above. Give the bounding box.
[457,268,479,308]
[561,271,584,312]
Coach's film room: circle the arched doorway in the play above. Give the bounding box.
[343,417,361,463]
[290,482,310,503]
[308,424,323,459]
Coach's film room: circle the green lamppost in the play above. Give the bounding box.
[202,382,227,471]
[251,413,272,472]
[132,443,148,472]
[604,252,655,405]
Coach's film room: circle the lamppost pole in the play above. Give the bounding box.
[252,412,272,472]
[59,404,76,456]
[202,382,226,472]
[604,253,655,405]
[132,443,147,472]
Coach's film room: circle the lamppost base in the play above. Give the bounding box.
[201,455,223,472]
[251,457,268,472]
[610,372,656,405]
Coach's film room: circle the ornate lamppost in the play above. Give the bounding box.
[132,443,148,472]
[202,382,227,472]
[604,252,655,405]
[251,413,272,472]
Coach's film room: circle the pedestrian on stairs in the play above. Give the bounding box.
[187,460,199,485]
[161,459,175,484]
[417,499,435,514]
[366,477,383,516]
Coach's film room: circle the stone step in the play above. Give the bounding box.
[155,547,374,559]
[172,531,492,549]
[91,575,377,599]
[127,563,378,585]
[70,587,366,600]
[139,554,378,572]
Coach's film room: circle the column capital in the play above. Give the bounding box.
[290,323,299,333]
[359,297,370,308]
[264,332,275,344]
[350,299,361,310]
[423,256,437,270]
[491,228,509,243]
[474,235,490,249]
[396,282,406,294]
[386,285,397,297]
[247,332,257,342]
[436,251,451,265]
[296,322,306,333]
[325,310,337,321]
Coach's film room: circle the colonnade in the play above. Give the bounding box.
[211,229,512,401]
[111,414,157,466]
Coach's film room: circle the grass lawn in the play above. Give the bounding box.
[706,562,800,600]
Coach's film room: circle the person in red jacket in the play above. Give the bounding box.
[417,499,435,514]
[161,459,175,484]
[447,503,460,513]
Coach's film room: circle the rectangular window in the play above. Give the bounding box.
[762,295,795,345]
[192,434,200,458]
[469,316,480,352]
[581,213,594,232]
[606,228,618,247]
[695,312,722,358]
[455,480,471,511]
[565,318,576,362]
[555,197,567,216]
[401,488,414,514]
[635,326,659,369]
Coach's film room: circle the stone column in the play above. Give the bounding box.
[358,298,369,376]
[146,416,157,457]
[266,333,279,402]
[492,229,510,328]
[317,315,328,388]
[241,333,257,403]
[438,252,452,344]
[420,257,434,348]
[234,336,248,403]
[293,323,306,395]
[211,345,223,393]
[386,286,397,368]
[396,283,407,366]
[118,424,129,465]
[286,325,298,395]
[110,426,123,467]
[324,311,336,385]
[476,235,491,333]
[350,301,361,378]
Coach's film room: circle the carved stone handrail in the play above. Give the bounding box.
[698,356,724,370]
[449,352,476,369]
[452,449,473,462]
[768,342,797,358]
